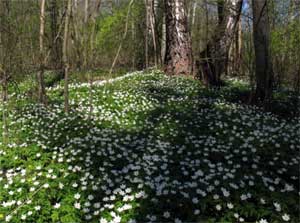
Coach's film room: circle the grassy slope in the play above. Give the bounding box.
[0,70,299,223]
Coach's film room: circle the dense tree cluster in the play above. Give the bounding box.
[0,0,299,110]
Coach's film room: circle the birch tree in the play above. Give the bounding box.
[63,0,72,113]
[164,0,193,75]
[149,0,158,67]
[37,0,46,104]
[145,0,149,68]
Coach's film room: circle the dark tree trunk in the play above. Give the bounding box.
[0,0,10,144]
[252,0,273,104]
[50,0,62,70]
[164,0,193,75]
[228,17,242,76]
[1,71,8,144]
[197,0,243,86]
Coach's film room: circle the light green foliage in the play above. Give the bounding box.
[270,0,300,87]
[95,1,147,68]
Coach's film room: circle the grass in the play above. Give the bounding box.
[0,70,299,223]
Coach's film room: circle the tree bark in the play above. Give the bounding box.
[50,0,62,70]
[0,0,10,144]
[63,0,72,113]
[149,0,158,67]
[83,0,89,69]
[131,20,136,69]
[197,0,243,86]
[1,70,8,144]
[37,0,46,105]
[85,0,89,24]
[161,11,166,65]
[88,0,102,120]
[164,0,193,75]
[145,0,149,68]
[228,16,242,76]
[252,0,273,104]
[191,1,197,28]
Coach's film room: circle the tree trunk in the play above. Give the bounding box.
[0,0,10,144]
[85,0,89,24]
[50,0,62,70]
[191,1,197,28]
[145,0,149,68]
[1,69,8,144]
[88,0,102,119]
[37,0,46,105]
[228,16,242,76]
[164,0,193,75]
[83,0,89,69]
[132,20,136,70]
[161,11,166,65]
[149,0,158,67]
[236,18,242,73]
[197,0,243,86]
[252,0,273,104]
[63,0,72,113]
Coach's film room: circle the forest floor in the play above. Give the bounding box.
[0,70,299,223]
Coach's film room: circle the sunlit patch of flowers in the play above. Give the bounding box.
[0,70,299,222]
